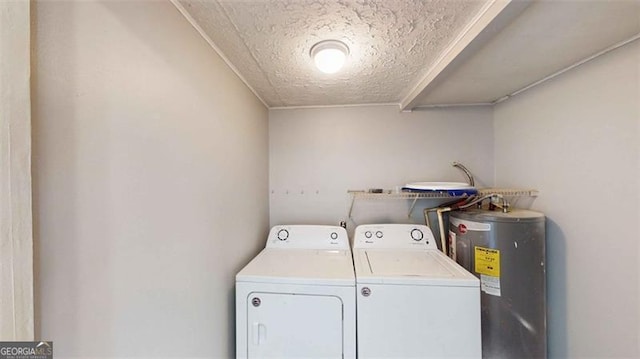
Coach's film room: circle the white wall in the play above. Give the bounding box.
[494,41,640,358]
[31,1,268,357]
[269,105,494,228]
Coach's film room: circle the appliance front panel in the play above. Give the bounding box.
[356,284,481,358]
[246,292,343,359]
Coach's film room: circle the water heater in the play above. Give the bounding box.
[449,209,546,358]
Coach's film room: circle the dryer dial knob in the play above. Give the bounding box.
[375,231,383,238]
[277,229,289,241]
[411,228,424,241]
[361,287,371,297]
[330,232,338,240]
[364,231,372,239]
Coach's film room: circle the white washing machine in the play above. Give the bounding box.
[236,225,356,359]
[353,224,481,358]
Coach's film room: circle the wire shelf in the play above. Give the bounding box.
[348,188,538,200]
[347,188,539,218]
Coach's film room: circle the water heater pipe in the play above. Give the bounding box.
[436,207,452,253]
[452,162,475,186]
[424,197,474,253]
[424,193,511,254]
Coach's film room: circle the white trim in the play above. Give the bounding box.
[399,0,522,111]
[412,102,494,110]
[493,33,640,104]
[270,102,493,112]
[269,102,398,111]
[170,0,269,108]
[0,0,34,341]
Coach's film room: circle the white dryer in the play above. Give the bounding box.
[353,224,481,358]
[236,225,356,359]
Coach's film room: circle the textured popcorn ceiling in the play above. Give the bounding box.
[177,0,488,107]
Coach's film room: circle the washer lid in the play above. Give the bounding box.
[236,248,355,286]
[354,249,478,286]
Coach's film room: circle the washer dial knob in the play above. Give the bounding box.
[364,231,373,239]
[375,231,383,238]
[330,232,338,240]
[277,229,289,241]
[411,228,424,241]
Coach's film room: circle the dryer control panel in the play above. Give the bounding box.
[266,225,350,250]
[354,224,437,249]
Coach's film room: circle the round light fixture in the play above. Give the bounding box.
[310,40,349,74]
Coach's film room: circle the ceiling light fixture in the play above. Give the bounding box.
[310,40,349,74]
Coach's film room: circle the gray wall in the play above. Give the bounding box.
[31,1,269,357]
[269,105,495,228]
[269,40,640,357]
[494,41,640,358]
[29,0,640,356]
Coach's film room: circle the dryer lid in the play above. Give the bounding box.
[354,249,478,286]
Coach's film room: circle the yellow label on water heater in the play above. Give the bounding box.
[474,246,500,277]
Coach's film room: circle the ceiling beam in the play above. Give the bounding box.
[399,0,531,112]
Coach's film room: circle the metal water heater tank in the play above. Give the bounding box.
[449,209,546,359]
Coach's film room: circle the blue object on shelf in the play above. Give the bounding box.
[402,182,478,197]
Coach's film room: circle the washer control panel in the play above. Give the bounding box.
[353,224,436,249]
[267,225,350,250]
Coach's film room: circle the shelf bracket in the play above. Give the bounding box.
[407,194,420,218]
[347,191,359,219]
